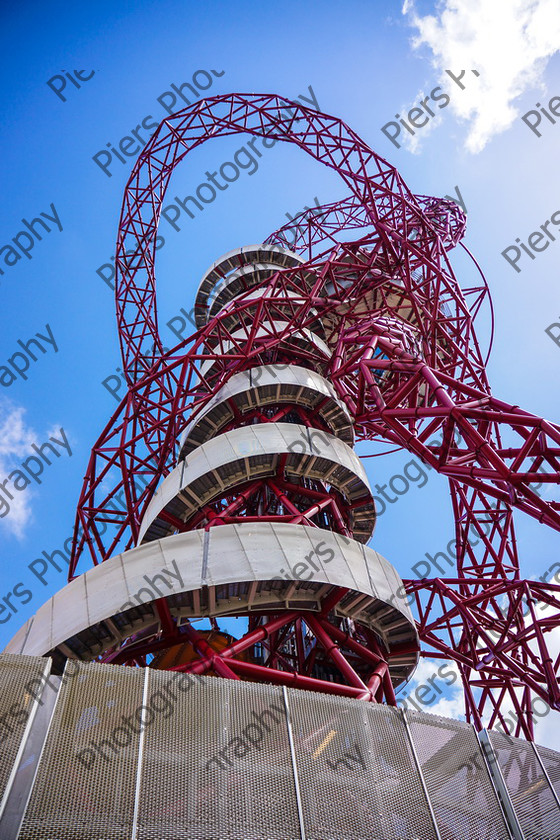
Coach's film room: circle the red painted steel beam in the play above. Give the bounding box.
[64,92,560,739]
[223,657,372,700]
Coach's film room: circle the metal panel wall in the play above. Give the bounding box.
[286,688,438,839]
[1,653,559,839]
[136,672,301,840]
[18,661,144,840]
[405,710,511,840]
[535,743,560,807]
[0,655,50,814]
[489,729,560,840]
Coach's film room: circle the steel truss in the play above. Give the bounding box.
[70,93,560,738]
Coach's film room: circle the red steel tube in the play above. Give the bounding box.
[225,657,370,699]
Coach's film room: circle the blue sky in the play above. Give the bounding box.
[0,0,559,743]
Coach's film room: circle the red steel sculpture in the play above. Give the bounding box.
[69,93,560,739]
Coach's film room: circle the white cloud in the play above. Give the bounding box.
[0,400,39,537]
[401,646,560,751]
[533,705,560,751]
[526,599,560,750]
[398,656,466,718]
[402,0,560,152]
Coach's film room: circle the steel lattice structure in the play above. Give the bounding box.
[64,93,560,739]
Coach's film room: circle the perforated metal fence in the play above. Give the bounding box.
[136,672,301,840]
[405,709,511,839]
[18,660,144,840]
[286,689,438,839]
[489,729,560,840]
[0,654,559,839]
[0,654,50,816]
[535,743,560,808]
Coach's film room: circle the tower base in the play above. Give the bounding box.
[1,654,559,839]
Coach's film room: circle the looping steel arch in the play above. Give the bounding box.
[115,92,459,383]
[68,93,560,739]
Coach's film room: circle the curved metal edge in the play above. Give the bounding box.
[195,243,304,328]
[178,364,355,456]
[4,523,418,681]
[139,422,373,543]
